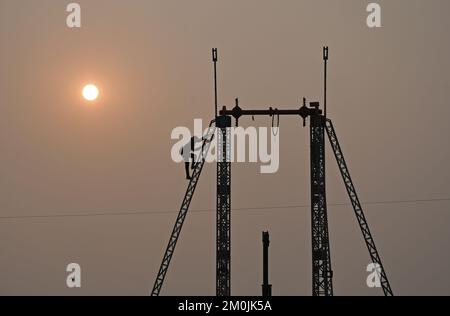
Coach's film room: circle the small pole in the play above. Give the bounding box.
[323,46,329,118]
[262,231,272,297]
[212,48,218,118]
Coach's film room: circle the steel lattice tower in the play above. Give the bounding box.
[151,48,393,297]
[310,111,333,296]
[216,115,232,296]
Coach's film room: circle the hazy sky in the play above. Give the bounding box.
[1,0,450,295]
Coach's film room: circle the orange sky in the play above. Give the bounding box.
[1,0,450,295]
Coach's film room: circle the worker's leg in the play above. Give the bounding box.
[185,162,191,180]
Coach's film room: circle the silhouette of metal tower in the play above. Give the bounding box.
[310,105,333,296]
[310,46,333,295]
[216,114,231,296]
[218,97,337,295]
[151,48,393,297]
[325,119,393,296]
[151,120,216,296]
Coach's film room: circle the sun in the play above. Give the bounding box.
[82,84,99,101]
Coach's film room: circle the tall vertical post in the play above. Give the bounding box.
[216,115,232,296]
[310,103,333,296]
[212,48,219,119]
[323,46,329,118]
[262,231,272,297]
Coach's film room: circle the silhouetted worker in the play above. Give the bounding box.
[181,136,204,180]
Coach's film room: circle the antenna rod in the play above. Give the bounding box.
[323,46,329,118]
[212,48,219,118]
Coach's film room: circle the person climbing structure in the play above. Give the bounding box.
[181,135,210,180]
